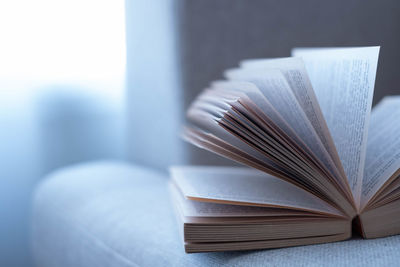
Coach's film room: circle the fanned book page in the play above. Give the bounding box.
[292,47,380,207]
[169,47,400,253]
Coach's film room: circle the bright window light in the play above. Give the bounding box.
[0,0,126,90]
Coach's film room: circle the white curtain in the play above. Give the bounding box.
[0,1,126,265]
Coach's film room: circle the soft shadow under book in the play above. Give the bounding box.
[169,46,400,253]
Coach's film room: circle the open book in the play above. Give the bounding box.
[170,47,400,253]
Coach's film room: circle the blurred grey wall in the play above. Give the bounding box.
[126,0,400,170]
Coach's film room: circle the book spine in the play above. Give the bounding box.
[352,215,366,238]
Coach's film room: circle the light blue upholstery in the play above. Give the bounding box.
[32,161,400,266]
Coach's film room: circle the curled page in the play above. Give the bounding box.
[169,182,313,218]
[171,166,345,217]
[361,96,400,208]
[240,57,349,194]
[224,68,339,184]
[292,47,380,208]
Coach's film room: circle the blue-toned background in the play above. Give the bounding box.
[1,0,399,266]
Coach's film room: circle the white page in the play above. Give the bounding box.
[361,96,400,207]
[292,47,380,207]
[187,97,285,172]
[240,57,347,189]
[224,68,339,186]
[210,80,309,151]
[170,166,344,216]
[169,182,310,218]
[187,89,342,202]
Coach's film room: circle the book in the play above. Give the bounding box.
[169,46,400,253]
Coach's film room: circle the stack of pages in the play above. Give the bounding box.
[170,47,400,253]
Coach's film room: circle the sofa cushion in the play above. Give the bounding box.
[32,161,400,266]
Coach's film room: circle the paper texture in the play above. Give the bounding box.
[292,46,380,207]
[169,182,311,218]
[185,101,288,177]
[210,80,296,139]
[241,58,341,170]
[224,67,340,185]
[240,57,348,192]
[361,96,400,207]
[171,166,344,216]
